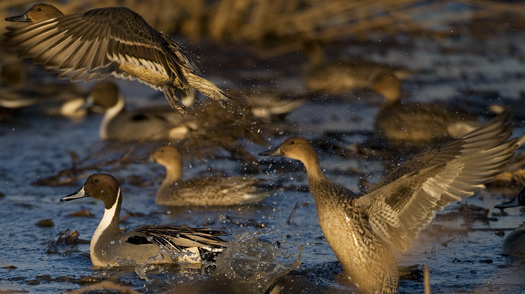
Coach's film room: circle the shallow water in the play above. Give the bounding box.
[2,19,525,294]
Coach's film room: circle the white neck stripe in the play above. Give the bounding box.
[90,188,120,257]
[100,95,125,139]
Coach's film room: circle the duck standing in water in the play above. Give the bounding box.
[260,116,517,293]
[5,3,231,114]
[61,173,227,268]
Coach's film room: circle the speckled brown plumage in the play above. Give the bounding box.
[260,116,517,293]
[152,145,273,206]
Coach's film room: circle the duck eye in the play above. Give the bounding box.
[93,179,99,183]
[36,8,42,12]
[289,140,295,145]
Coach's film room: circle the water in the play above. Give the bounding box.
[2,24,525,294]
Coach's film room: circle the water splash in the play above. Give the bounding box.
[211,232,303,293]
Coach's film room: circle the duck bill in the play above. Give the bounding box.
[61,187,88,202]
[148,154,156,163]
[5,13,30,22]
[76,96,94,112]
[495,195,520,209]
[259,146,284,157]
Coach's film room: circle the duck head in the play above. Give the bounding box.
[372,71,402,103]
[151,145,183,182]
[5,4,63,23]
[152,145,182,166]
[61,174,121,210]
[259,137,319,165]
[80,81,122,113]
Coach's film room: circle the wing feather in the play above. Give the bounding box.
[357,116,518,251]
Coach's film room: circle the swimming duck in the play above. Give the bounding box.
[84,82,267,150]
[244,92,305,121]
[260,116,517,293]
[304,41,409,96]
[61,173,227,268]
[373,72,481,147]
[495,188,525,257]
[0,58,92,118]
[5,3,231,114]
[151,145,272,206]
[83,81,185,141]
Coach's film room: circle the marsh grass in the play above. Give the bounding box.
[3,0,525,54]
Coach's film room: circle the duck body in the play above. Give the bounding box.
[101,105,183,141]
[502,223,525,257]
[372,72,480,147]
[85,81,184,141]
[495,190,525,257]
[306,61,404,95]
[304,41,408,96]
[157,176,270,206]
[260,116,517,293]
[61,173,227,268]
[309,177,399,293]
[90,223,223,267]
[5,4,230,113]
[375,99,480,147]
[0,59,91,119]
[86,82,266,146]
[153,145,272,206]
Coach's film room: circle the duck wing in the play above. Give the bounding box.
[4,7,201,111]
[129,225,227,252]
[356,116,517,252]
[371,115,514,190]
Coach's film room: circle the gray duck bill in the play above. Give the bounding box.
[259,147,283,156]
[61,187,88,202]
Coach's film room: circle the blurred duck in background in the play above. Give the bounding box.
[495,188,525,257]
[304,41,410,96]
[85,82,267,147]
[372,71,482,148]
[83,81,184,141]
[0,59,95,120]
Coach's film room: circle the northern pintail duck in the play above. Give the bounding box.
[84,81,184,141]
[373,72,481,147]
[85,82,267,148]
[495,188,525,257]
[61,173,227,268]
[151,145,272,206]
[260,116,517,293]
[304,41,409,96]
[245,92,305,121]
[5,3,231,113]
[0,60,91,120]
[0,86,88,120]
